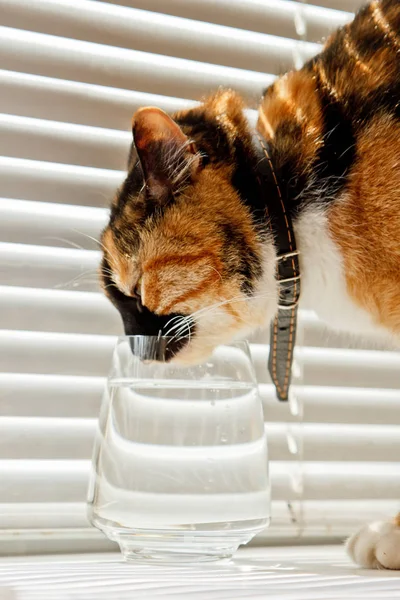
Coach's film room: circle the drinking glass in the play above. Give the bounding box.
[87,336,270,562]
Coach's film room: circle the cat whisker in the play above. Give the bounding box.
[164,314,195,337]
[166,290,275,345]
[163,315,187,336]
[184,290,276,326]
[54,270,101,290]
[42,236,87,251]
[101,267,116,277]
[172,332,191,345]
[73,230,108,251]
[168,318,193,341]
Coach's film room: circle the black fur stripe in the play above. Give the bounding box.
[308,65,356,203]
[175,109,232,166]
[220,221,262,295]
[352,80,400,123]
[231,136,271,230]
[177,108,270,231]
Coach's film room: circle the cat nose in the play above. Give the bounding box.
[129,333,192,362]
[126,315,195,362]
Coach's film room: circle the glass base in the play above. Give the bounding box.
[93,516,269,563]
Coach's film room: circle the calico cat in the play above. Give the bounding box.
[100,0,400,569]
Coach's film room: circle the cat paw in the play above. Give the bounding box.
[346,514,400,569]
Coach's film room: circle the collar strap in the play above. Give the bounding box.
[252,132,301,401]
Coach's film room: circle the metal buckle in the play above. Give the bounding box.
[277,299,300,310]
[276,252,300,310]
[277,275,301,284]
[276,250,300,261]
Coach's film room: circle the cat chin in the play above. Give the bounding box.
[166,325,260,367]
[166,328,243,366]
[168,343,217,367]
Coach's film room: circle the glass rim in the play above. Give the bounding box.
[111,336,257,384]
[116,335,251,349]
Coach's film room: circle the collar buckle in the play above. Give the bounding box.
[277,299,300,310]
[276,250,300,261]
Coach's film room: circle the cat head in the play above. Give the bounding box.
[100,89,277,363]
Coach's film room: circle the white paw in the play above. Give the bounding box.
[346,514,400,569]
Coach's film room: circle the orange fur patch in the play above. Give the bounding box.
[142,251,223,314]
[259,70,323,168]
[329,115,400,334]
[102,228,135,295]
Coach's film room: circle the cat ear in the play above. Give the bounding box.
[132,107,200,199]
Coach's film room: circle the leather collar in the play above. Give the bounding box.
[252,131,301,401]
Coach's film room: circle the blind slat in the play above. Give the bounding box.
[2,460,399,503]
[0,374,104,419]
[0,69,194,130]
[0,26,273,101]
[2,500,397,534]
[261,385,400,426]
[0,461,89,503]
[0,114,130,171]
[0,242,101,291]
[0,503,88,529]
[254,346,400,388]
[0,418,96,460]
[3,417,400,463]
[0,287,121,335]
[2,374,400,426]
[0,331,114,377]
[102,0,351,43]
[0,199,108,249]
[0,157,123,206]
[301,0,363,11]
[1,0,319,74]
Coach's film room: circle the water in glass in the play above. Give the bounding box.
[87,337,270,562]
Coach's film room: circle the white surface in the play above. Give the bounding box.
[1,547,400,600]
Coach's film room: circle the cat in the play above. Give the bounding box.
[100,0,400,569]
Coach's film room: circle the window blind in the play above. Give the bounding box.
[0,0,399,556]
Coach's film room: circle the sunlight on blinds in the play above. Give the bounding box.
[0,0,399,555]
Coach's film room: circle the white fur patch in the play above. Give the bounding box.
[295,206,397,345]
[347,519,400,570]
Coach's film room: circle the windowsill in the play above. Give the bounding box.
[1,546,398,599]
